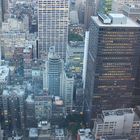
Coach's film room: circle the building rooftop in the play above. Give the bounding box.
[55,129,64,137]
[0,66,9,81]
[101,135,129,140]
[23,44,32,53]
[92,14,140,27]
[26,95,34,103]
[69,41,84,48]
[3,85,25,97]
[102,108,134,117]
[78,129,93,140]
[29,128,38,138]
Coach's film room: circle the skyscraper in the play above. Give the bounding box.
[85,13,140,119]
[38,0,69,59]
[43,47,64,96]
[84,0,96,30]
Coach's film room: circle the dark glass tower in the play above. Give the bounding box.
[85,14,140,119]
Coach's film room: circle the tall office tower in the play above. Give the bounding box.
[112,0,140,13]
[98,0,112,14]
[38,0,69,59]
[84,0,96,30]
[2,85,25,133]
[43,47,64,96]
[85,14,140,119]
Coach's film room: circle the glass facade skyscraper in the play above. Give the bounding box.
[38,0,69,59]
[85,14,140,118]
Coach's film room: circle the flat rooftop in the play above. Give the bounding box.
[92,14,140,27]
[78,129,93,140]
[102,108,134,117]
[3,85,25,96]
[0,66,9,80]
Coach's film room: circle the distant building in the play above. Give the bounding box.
[25,95,36,128]
[23,45,33,78]
[70,10,79,24]
[0,18,26,59]
[51,97,65,125]
[38,0,69,59]
[123,4,140,21]
[66,41,84,75]
[98,0,112,14]
[1,0,9,21]
[35,93,52,121]
[62,73,74,113]
[38,121,51,139]
[77,129,94,140]
[0,65,10,91]
[93,108,140,139]
[43,47,64,96]
[29,128,38,140]
[112,0,140,13]
[85,13,140,120]
[84,0,96,29]
[2,85,25,132]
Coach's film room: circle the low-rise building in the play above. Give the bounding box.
[77,129,94,140]
[35,93,52,121]
[93,108,140,140]
[123,4,140,21]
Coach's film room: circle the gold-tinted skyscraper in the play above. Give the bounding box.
[38,0,69,59]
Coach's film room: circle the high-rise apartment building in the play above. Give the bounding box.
[85,14,140,119]
[38,0,69,59]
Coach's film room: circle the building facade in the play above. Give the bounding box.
[123,4,140,21]
[38,0,69,59]
[85,14,140,119]
[112,0,140,13]
[84,0,96,30]
[2,85,25,133]
[43,47,64,96]
[93,108,140,139]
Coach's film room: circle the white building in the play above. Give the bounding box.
[112,0,140,13]
[123,4,140,21]
[38,0,69,59]
[93,108,140,139]
[77,129,94,140]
